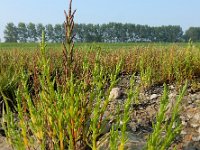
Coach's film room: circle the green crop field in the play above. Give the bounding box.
[1,40,200,149]
[0,42,195,50]
[0,0,200,149]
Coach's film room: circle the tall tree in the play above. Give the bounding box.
[17,22,28,43]
[54,24,64,43]
[4,22,18,42]
[45,24,54,42]
[94,24,103,42]
[36,23,45,41]
[27,22,37,42]
[185,27,200,42]
[83,24,96,42]
[74,23,83,42]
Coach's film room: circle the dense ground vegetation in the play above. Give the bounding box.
[1,42,200,107]
[0,41,200,149]
[0,0,200,149]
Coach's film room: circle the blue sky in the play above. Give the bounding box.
[0,0,200,41]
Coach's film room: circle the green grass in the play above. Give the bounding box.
[0,42,194,50]
[0,21,200,150]
[0,40,197,149]
[1,42,200,101]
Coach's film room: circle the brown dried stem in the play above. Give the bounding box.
[63,0,76,77]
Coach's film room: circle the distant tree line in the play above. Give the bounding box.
[3,22,65,43]
[3,22,200,43]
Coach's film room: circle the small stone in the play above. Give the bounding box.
[198,127,200,134]
[190,123,199,128]
[193,114,200,121]
[192,136,200,142]
[182,120,187,126]
[169,93,176,98]
[191,94,197,101]
[187,113,193,119]
[150,94,158,100]
[129,122,137,132]
[180,130,187,135]
[188,100,193,104]
[109,87,122,100]
[169,85,175,90]
[0,136,13,150]
[180,115,186,120]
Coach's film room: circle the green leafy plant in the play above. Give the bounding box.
[146,81,187,150]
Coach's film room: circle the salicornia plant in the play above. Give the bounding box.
[63,0,76,76]
[118,74,135,150]
[1,0,196,150]
[146,81,187,150]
